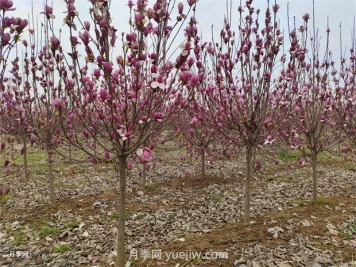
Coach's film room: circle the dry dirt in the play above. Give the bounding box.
[1,148,356,267]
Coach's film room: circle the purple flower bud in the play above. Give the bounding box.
[84,21,90,31]
[178,2,184,14]
[52,98,63,109]
[1,33,10,46]
[99,89,109,101]
[0,0,14,11]
[83,129,89,138]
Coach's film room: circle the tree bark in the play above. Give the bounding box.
[312,153,318,203]
[11,140,14,161]
[23,139,29,182]
[201,148,206,179]
[68,140,72,162]
[142,163,147,186]
[244,147,252,225]
[251,146,256,173]
[47,149,55,204]
[117,155,127,267]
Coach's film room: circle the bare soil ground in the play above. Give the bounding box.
[1,147,356,267]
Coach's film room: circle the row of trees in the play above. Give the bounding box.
[0,0,355,266]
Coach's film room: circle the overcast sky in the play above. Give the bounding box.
[9,0,356,69]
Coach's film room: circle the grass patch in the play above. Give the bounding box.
[314,197,332,206]
[350,223,356,232]
[0,194,10,204]
[108,211,131,220]
[52,244,71,253]
[278,150,303,162]
[111,211,119,219]
[214,195,222,202]
[339,232,353,240]
[263,176,274,183]
[168,213,176,221]
[65,220,81,229]
[8,227,27,246]
[39,225,60,237]
[344,164,356,172]
[145,182,155,188]
[294,199,306,206]
[99,215,107,222]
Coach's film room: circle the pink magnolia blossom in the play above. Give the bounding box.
[136,147,154,163]
[189,117,198,126]
[52,98,63,109]
[127,161,133,170]
[99,89,109,101]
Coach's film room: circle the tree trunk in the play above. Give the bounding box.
[47,150,55,204]
[117,155,127,267]
[142,163,147,186]
[251,146,256,173]
[244,147,252,225]
[23,139,29,182]
[11,141,14,161]
[201,148,206,179]
[93,137,98,171]
[68,140,72,162]
[312,153,318,203]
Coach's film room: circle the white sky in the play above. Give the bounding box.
[9,0,356,70]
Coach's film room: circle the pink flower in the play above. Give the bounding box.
[50,36,60,52]
[0,0,14,11]
[82,129,89,138]
[105,151,110,160]
[41,4,54,19]
[154,112,163,122]
[184,168,190,176]
[88,156,97,164]
[127,161,133,170]
[189,117,198,126]
[264,135,274,145]
[178,2,184,14]
[99,89,109,101]
[52,98,63,109]
[79,31,90,46]
[0,142,5,150]
[136,147,154,163]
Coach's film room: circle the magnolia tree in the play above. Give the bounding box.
[336,47,356,155]
[200,0,298,225]
[0,0,28,169]
[288,7,342,203]
[175,90,217,178]
[10,10,67,203]
[43,0,199,265]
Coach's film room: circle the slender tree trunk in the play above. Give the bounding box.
[23,139,29,182]
[47,149,55,204]
[68,140,72,162]
[142,163,147,186]
[285,147,290,178]
[251,146,256,173]
[244,147,252,225]
[11,141,14,161]
[312,153,318,203]
[93,137,98,171]
[201,148,206,179]
[117,155,127,267]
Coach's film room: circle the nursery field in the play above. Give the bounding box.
[1,145,356,267]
